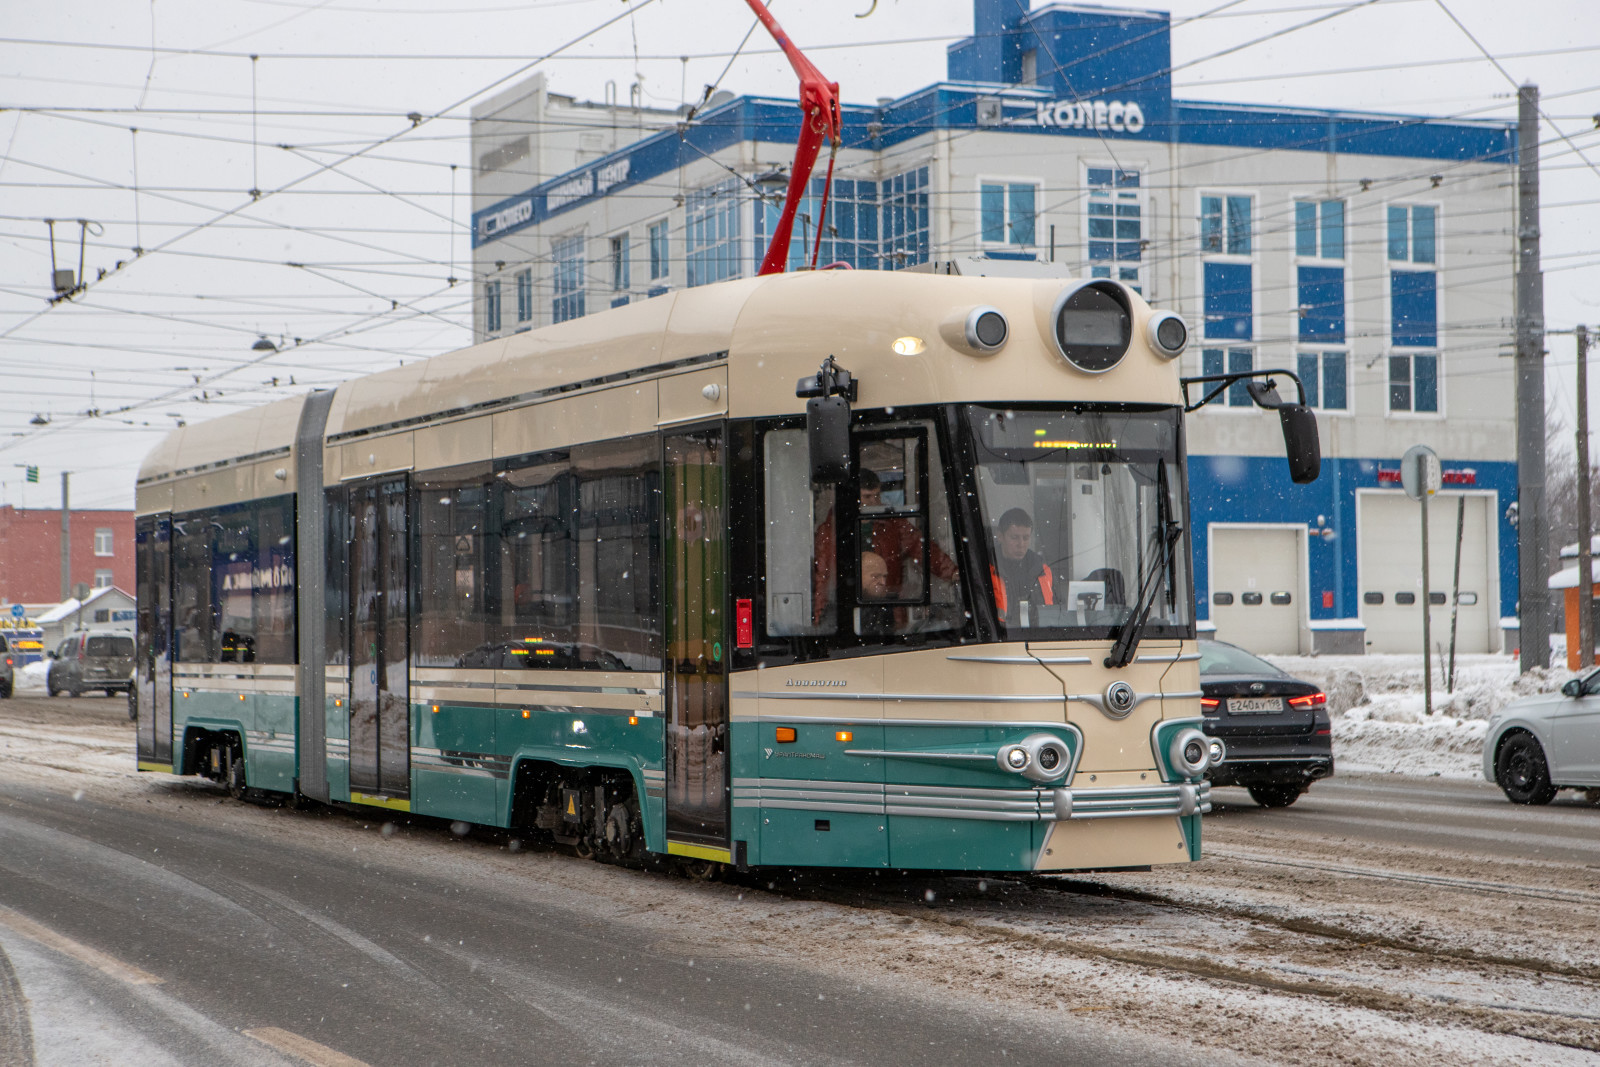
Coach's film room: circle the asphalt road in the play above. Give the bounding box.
[0,766,1203,1066]
[1209,773,1600,867]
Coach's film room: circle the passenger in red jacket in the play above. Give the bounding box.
[990,507,1053,627]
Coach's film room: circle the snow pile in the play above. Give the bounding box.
[15,660,48,693]
[1260,652,1571,780]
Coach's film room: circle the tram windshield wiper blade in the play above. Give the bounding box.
[1104,519,1183,670]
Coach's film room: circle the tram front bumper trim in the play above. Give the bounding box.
[1049,781,1210,820]
[731,779,1211,822]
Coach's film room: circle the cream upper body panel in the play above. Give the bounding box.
[135,271,1178,513]
[135,394,307,516]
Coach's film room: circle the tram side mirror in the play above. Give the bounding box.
[1279,404,1321,484]
[807,395,852,484]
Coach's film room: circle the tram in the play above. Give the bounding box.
[133,263,1319,873]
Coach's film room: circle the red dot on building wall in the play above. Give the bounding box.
[1322,591,1334,609]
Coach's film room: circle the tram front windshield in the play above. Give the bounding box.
[967,404,1191,642]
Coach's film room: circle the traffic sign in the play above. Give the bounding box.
[1400,445,1440,502]
[9,604,22,619]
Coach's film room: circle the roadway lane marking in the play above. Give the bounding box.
[0,904,162,986]
[245,1027,370,1067]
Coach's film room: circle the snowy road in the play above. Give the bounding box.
[1,692,1598,1065]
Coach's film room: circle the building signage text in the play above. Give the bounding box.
[1377,467,1475,486]
[1031,99,1146,134]
[548,158,633,211]
[478,199,533,242]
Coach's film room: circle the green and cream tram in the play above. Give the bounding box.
[133,268,1316,872]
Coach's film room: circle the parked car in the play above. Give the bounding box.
[0,633,13,698]
[47,630,136,697]
[1199,638,1334,807]
[1483,670,1600,803]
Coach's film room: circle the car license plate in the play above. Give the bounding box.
[1228,697,1283,713]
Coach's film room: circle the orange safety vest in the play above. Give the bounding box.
[990,563,1053,617]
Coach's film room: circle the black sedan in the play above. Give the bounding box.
[1199,639,1333,807]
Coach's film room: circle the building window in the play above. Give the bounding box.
[649,219,669,281]
[1086,167,1142,289]
[686,179,743,288]
[1297,351,1348,411]
[1389,353,1438,413]
[610,234,630,291]
[1296,199,1345,260]
[880,167,930,269]
[1202,347,1255,407]
[94,528,113,556]
[515,269,532,324]
[1201,194,1251,255]
[552,235,586,323]
[93,569,113,589]
[94,609,110,623]
[484,279,502,333]
[1020,49,1037,85]
[760,176,886,271]
[1388,204,1437,264]
[980,181,1036,246]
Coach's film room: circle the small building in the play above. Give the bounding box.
[35,585,136,652]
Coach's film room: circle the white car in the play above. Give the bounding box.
[1483,670,1600,803]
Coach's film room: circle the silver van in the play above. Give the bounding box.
[47,631,135,698]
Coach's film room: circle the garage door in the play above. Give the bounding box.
[1209,526,1303,654]
[1359,492,1492,654]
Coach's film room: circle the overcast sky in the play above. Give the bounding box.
[1,0,1596,512]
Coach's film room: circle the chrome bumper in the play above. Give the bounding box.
[733,779,1211,822]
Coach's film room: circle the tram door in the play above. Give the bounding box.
[663,431,729,850]
[348,477,411,800]
[135,514,173,768]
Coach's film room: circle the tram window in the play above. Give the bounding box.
[1212,592,1234,606]
[967,405,1190,640]
[1240,592,1263,606]
[1395,592,1416,605]
[763,428,837,636]
[170,495,297,665]
[764,418,963,645]
[479,435,662,671]
[414,464,493,668]
[573,437,660,671]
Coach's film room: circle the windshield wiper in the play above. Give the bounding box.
[1104,518,1183,669]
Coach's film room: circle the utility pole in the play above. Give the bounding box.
[1516,83,1549,671]
[59,471,70,602]
[1579,324,1593,668]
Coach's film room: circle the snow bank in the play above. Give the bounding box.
[15,660,48,693]
[1258,652,1571,781]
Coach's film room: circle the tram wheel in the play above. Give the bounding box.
[226,748,248,800]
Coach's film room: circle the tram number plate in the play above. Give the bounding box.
[1228,697,1283,714]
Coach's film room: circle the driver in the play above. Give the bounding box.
[991,508,1054,625]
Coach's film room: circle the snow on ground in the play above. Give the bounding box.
[1258,652,1570,780]
[15,661,47,693]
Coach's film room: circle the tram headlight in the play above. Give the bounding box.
[1168,727,1212,779]
[997,734,1072,782]
[1147,311,1188,359]
[964,306,1009,353]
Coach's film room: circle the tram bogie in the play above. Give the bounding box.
[132,267,1312,874]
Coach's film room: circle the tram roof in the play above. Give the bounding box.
[138,269,1181,487]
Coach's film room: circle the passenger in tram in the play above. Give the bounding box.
[811,470,957,625]
[857,551,896,635]
[990,508,1055,627]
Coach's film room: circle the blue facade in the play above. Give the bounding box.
[1189,455,1519,622]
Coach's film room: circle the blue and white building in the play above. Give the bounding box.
[469,0,1520,655]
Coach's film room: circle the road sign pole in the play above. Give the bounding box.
[1421,492,1433,717]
